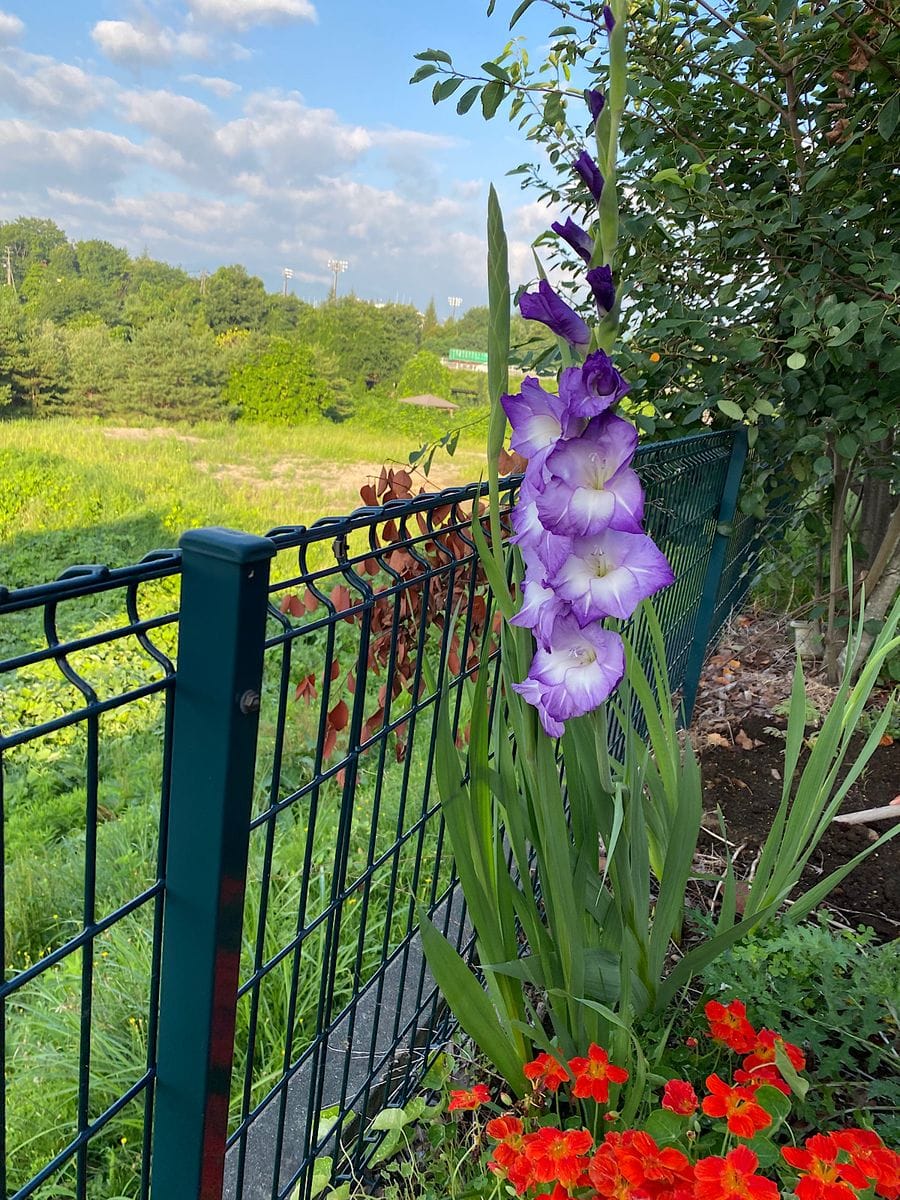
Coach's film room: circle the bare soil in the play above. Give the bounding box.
[692,611,898,940]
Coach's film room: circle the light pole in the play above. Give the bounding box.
[447,295,462,321]
[281,266,294,297]
[328,258,349,300]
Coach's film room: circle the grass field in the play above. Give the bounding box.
[0,414,488,590]
[0,413,487,1197]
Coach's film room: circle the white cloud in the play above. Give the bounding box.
[181,73,241,98]
[0,120,143,194]
[0,57,111,119]
[187,0,317,31]
[0,10,24,42]
[91,20,210,66]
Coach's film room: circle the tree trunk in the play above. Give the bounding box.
[848,502,900,682]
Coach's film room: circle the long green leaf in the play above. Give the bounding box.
[418,912,526,1090]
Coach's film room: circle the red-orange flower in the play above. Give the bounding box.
[523,1051,570,1093]
[486,1115,532,1194]
[447,1083,491,1111]
[705,998,757,1053]
[524,1126,594,1190]
[783,1133,872,1200]
[702,1073,772,1139]
[588,1133,643,1199]
[588,1130,691,1199]
[737,1028,806,1093]
[694,1145,779,1200]
[568,1044,629,1103]
[661,1079,699,1116]
[832,1128,900,1198]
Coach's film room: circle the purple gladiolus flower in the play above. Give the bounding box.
[560,350,630,422]
[512,614,625,736]
[587,265,616,317]
[510,558,570,649]
[574,151,604,203]
[550,217,594,265]
[549,530,675,624]
[602,5,615,33]
[502,377,570,460]
[518,279,591,349]
[585,88,606,123]
[536,412,644,537]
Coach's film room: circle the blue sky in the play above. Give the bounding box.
[0,0,561,312]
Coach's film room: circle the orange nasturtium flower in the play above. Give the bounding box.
[568,1044,629,1104]
[832,1128,900,1197]
[704,997,758,1053]
[694,1145,779,1200]
[661,1079,699,1116]
[523,1051,570,1093]
[523,1126,594,1191]
[702,1074,772,1139]
[782,1133,872,1200]
[447,1083,491,1111]
[649,351,661,362]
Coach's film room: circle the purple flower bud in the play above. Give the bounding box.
[587,265,616,317]
[585,88,606,123]
[573,151,604,203]
[512,614,625,736]
[559,350,630,422]
[549,529,675,624]
[550,217,594,265]
[518,279,591,349]
[602,5,615,33]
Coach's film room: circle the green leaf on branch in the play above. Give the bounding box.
[414,48,453,64]
[457,85,482,114]
[433,76,463,103]
[409,64,439,84]
[481,79,507,119]
[787,352,807,369]
[482,61,512,82]
[509,0,537,28]
[717,399,744,421]
[877,94,899,142]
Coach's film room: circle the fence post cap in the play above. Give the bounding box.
[179,526,276,565]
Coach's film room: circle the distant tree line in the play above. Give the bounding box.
[0,217,546,424]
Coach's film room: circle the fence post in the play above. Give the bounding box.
[681,427,749,727]
[150,527,275,1200]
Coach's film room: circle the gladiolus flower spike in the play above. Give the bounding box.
[502,151,674,736]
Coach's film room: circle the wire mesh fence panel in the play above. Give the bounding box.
[0,553,181,1200]
[222,429,746,1200]
[0,427,762,1200]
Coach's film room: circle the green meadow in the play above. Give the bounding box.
[0,414,486,1197]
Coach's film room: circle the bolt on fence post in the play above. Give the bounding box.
[150,527,275,1200]
[681,426,749,727]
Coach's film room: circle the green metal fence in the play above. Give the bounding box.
[0,427,756,1200]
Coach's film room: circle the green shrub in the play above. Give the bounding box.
[226,338,352,423]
